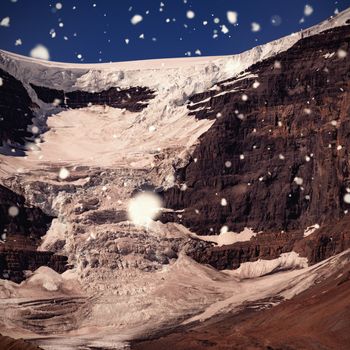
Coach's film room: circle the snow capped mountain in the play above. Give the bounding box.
[0,7,350,350]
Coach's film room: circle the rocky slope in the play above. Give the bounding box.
[132,251,350,350]
[162,24,350,269]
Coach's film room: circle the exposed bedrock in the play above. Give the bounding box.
[0,184,68,283]
[30,83,156,112]
[0,68,36,150]
[161,25,350,268]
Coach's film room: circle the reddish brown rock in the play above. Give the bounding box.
[161,25,350,267]
[0,185,68,283]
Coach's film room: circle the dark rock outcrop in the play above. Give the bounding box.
[0,68,35,150]
[161,25,350,267]
[0,184,68,283]
[0,249,68,283]
[30,83,156,112]
[0,333,43,350]
[0,184,52,242]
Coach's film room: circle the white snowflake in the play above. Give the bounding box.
[337,49,347,59]
[227,11,238,24]
[304,4,313,16]
[0,17,10,27]
[131,14,143,25]
[8,206,19,217]
[221,25,229,34]
[29,44,50,60]
[59,167,70,179]
[251,22,261,32]
[186,10,195,19]
[294,177,303,185]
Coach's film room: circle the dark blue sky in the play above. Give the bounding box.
[0,0,349,63]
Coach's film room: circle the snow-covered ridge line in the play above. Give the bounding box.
[0,8,349,94]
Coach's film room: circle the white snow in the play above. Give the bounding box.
[191,227,258,247]
[229,251,308,279]
[182,250,346,324]
[304,224,320,237]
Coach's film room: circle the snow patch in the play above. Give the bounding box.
[304,224,320,237]
[229,251,308,279]
[191,227,257,247]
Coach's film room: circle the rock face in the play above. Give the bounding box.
[0,184,52,241]
[30,83,156,112]
[0,249,68,283]
[161,25,350,267]
[0,184,68,283]
[0,68,35,150]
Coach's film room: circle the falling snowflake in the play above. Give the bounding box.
[225,161,232,168]
[252,80,260,89]
[15,38,22,46]
[274,61,281,69]
[227,11,238,24]
[181,183,188,191]
[337,49,347,59]
[50,29,56,38]
[251,22,261,32]
[221,25,229,34]
[8,206,19,217]
[131,14,143,25]
[125,38,130,44]
[220,225,229,234]
[221,198,228,206]
[294,177,303,185]
[271,15,282,26]
[0,17,10,27]
[0,78,3,86]
[241,94,248,101]
[29,44,50,60]
[31,126,39,134]
[186,10,195,19]
[77,53,82,59]
[195,49,202,55]
[279,154,285,160]
[59,167,70,179]
[55,2,63,10]
[304,4,313,16]
[344,193,350,204]
[239,154,245,160]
